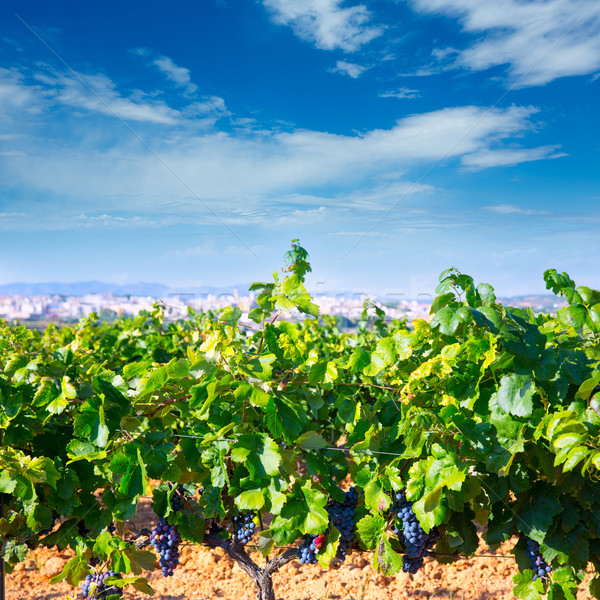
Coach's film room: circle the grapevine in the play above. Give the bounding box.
[0,243,600,600]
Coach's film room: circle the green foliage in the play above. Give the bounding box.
[1,246,600,599]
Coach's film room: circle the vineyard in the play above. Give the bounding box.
[1,241,600,600]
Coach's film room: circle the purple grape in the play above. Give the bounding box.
[80,570,122,599]
[391,491,439,574]
[150,518,181,577]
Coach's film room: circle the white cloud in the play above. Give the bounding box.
[152,56,198,95]
[0,68,45,115]
[461,145,568,170]
[411,0,600,86]
[0,212,28,218]
[262,0,383,52]
[164,244,261,258]
[482,204,550,216]
[184,96,231,118]
[378,87,420,99]
[35,70,180,124]
[74,214,163,228]
[331,60,368,78]
[1,101,562,229]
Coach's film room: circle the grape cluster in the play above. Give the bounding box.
[392,491,439,574]
[525,537,552,581]
[80,570,122,599]
[150,518,181,577]
[326,486,358,562]
[297,535,319,564]
[232,512,256,545]
[167,483,186,513]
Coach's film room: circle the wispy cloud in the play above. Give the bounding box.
[152,55,198,96]
[164,244,263,259]
[482,204,551,216]
[0,67,46,115]
[378,87,420,99]
[1,80,563,222]
[331,60,368,78]
[261,0,383,52]
[462,145,568,170]
[34,70,180,124]
[411,0,600,86]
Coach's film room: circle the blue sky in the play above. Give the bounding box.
[0,0,599,297]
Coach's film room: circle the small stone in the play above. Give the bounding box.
[40,556,67,579]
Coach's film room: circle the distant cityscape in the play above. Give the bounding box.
[0,281,568,328]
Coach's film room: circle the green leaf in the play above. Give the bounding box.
[0,470,17,493]
[423,468,466,513]
[430,292,456,314]
[346,347,370,373]
[234,383,270,408]
[66,440,107,462]
[515,492,562,543]
[356,514,387,550]
[300,486,329,534]
[166,358,189,379]
[513,571,544,600]
[26,457,60,487]
[49,555,89,586]
[235,489,266,511]
[496,374,535,418]
[248,307,265,324]
[138,365,168,396]
[364,479,389,513]
[295,431,328,449]
[477,283,496,305]
[33,378,61,407]
[74,408,110,448]
[556,305,586,329]
[373,535,403,576]
[123,549,157,575]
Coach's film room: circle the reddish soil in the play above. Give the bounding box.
[6,498,595,600]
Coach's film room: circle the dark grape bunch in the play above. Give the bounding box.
[80,570,122,599]
[392,491,439,574]
[326,486,358,562]
[232,512,256,545]
[525,536,552,581]
[167,483,186,513]
[150,518,181,577]
[297,535,319,564]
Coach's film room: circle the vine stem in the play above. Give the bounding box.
[204,532,297,600]
[144,395,190,417]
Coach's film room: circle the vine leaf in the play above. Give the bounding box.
[496,374,535,418]
[513,571,544,600]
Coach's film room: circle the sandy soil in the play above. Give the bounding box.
[6,498,595,600]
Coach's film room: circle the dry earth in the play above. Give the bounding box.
[6,498,595,600]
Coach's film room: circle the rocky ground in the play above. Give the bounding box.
[5,497,595,600]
